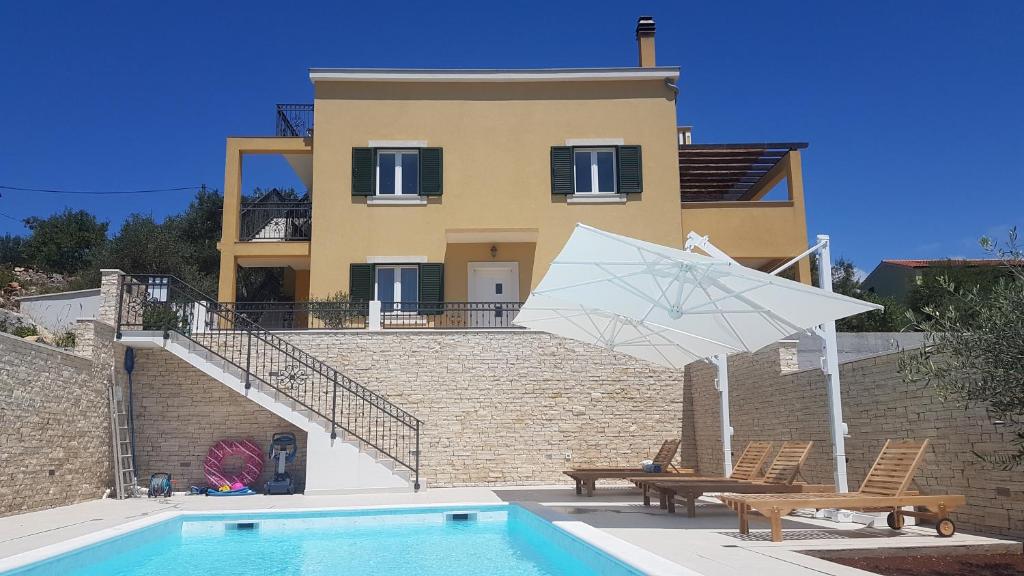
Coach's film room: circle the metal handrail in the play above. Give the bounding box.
[379,301,523,329]
[276,104,313,137]
[239,202,311,241]
[115,274,421,489]
[217,300,368,330]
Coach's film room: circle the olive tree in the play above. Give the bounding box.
[899,229,1024,468]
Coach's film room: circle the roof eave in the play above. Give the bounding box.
[308,67,681,83]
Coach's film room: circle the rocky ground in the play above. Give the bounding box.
[0,266,78,344]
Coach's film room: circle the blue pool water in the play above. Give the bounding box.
[5,505,642,576]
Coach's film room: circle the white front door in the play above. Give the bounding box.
[468,262,519,327]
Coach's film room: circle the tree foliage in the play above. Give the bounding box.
[94,188,223,295]
[0,234,26,266]
[22,209,108,274]
[905,263,1013,316]
[813,256,911,332]
[899,229,1024,469]
[13,187,300,301]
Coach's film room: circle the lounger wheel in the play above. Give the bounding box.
[886,511,904,530]
[936,518,956,537]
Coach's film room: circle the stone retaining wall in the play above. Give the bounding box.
[0,326,113,517]
[683,342,1024,538]
[276,331,686,487]
[126,348,308,492]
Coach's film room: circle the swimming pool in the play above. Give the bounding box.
[0,504,689,575]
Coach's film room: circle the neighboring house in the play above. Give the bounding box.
[17,288,101,332]
[862,259,1005,301]
[216,16,814,321]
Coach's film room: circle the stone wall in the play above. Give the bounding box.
[683,342,1024,538]
[125,348,308,492]
[272,331,686,487]
[0,326,113,517]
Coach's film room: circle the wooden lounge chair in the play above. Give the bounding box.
[638,441,834,517]
[564,439,695,496]
[632,440,774,510]
[720,439,967,542]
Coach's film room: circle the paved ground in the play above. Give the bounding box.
[0,486,1018,575]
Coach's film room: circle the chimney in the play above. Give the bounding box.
[635,16,656,68]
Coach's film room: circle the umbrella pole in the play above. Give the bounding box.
[689,229,852,493]
[816,235,850,493]
[711,354,734,477]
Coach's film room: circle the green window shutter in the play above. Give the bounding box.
[617,145,643,194]
[352,148,375,196]
[550,146,574,194]
[418,263,444,315]
[349,263,374,302]
[419,148,443,196]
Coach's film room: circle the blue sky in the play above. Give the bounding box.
[1,1,1021,272]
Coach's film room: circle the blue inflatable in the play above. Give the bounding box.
[205,486,255,496]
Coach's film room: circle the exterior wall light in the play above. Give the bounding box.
[490,245,498,259]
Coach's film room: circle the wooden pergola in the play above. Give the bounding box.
[679,142,808,202]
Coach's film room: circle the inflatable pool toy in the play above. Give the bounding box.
[204,439,263,488]
[206,486,256,496]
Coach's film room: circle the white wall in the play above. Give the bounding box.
[17,289,101,332]
[795,332,926,370]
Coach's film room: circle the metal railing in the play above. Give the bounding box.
[216,301,368,330]
[276,104,313,137]
[379,302,522,329]
[115,275,421,489]
[239,202,311,241]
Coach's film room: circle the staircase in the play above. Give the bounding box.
[113,275,421,494]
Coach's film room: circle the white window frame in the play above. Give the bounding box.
[374,265,418,312]
[573,147,617,194]
[375,149,419,196]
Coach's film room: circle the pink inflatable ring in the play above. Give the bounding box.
[204,439,263,488]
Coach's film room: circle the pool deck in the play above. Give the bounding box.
[0,486,1018,576]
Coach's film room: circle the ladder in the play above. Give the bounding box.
[108,368,138,498]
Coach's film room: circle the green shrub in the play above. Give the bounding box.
[49,331,76,348]
[307,291,359,329]
[141,301,186,332]
[10,324,37,338]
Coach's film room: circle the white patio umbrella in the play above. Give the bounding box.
[515,224,881,487]
[519,224,880,354]
[513,293,746,370]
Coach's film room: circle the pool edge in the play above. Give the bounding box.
[0,501,702,576]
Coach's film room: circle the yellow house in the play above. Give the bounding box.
[216,16,811,328]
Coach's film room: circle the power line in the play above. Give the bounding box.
[0,211,20,223]
[0,184,202,195]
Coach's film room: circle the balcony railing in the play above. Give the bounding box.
[239,202,312,241]
[201,301,523,330]
[217,301,369,330]
[276,104,313,137]
[379,302,522,329]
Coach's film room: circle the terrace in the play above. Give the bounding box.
[679,134,813,280]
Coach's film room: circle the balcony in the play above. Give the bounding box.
[239,200,312,241]
[679,142,811,278]
[275,104,313,137]
[679,142,807,202]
